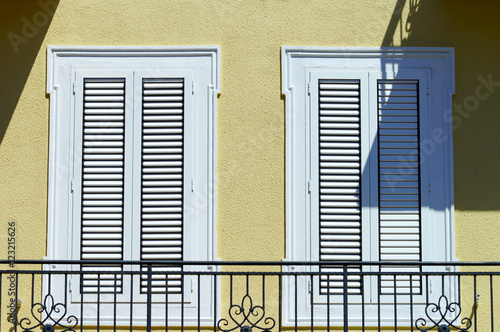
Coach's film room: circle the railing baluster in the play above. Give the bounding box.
[474,275,477,332]
[31,273,34,310]
[165,270,168,332]
[213,274,217,332]
[80,269,84,332]
[146,263,152,332]
[113,273,117,332]
[377,274,381,332]
[458,274,461,305]
[327,274,330,332]
[294,274,297,332]
[425,274,429,304]
[197,274,201,332]
[0,274,2,332]
[181,273,184,332]
[65,273,68,307]
[230,274,233,306]
[361,273,365,332]
[130,271,133,332]
[97,273,101,332]
[279,274,282,332]
[15,272,18,332]
[310,274,314,332]
[491,274,494,332]
[343,265,348,332]
[394,275,397,331]
[409,274,413,332]
[263,274,266,311]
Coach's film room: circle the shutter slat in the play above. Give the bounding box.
[143,89,183,96]
[142,234,182,239]
[84,135,124,141]
[143,82,184,89]
[142,221,182,227]
[321,235,361,241]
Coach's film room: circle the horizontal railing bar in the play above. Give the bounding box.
[3,270,500,276]
[5,260,500,266]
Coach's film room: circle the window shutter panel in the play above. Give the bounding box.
[81,78,126,293]
[377,79,421,294]
[318,79,362,294]
[140,78,184,293]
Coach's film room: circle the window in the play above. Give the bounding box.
[46,46,220,325]
[282,47,455,325]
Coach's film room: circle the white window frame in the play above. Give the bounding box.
[46,46,220,326]
[282,47,456,326]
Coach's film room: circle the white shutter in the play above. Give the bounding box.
[377,79,421,294]
[318,79,362,294]
[140,78,184,294]
[79,77,186,294]
[80,78,125,293]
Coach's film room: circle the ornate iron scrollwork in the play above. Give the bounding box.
[415,295,472,332]
[218,294,275,332]
[19,294,78,332]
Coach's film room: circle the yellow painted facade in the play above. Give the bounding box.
[1,0,500,330]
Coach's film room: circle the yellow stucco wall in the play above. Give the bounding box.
[1,0,500,263]
[1,0,500,329]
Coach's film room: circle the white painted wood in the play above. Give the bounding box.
[46,46,220,326]
[282,47,456,326]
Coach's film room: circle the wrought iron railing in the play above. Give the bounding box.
[2,260,498,332]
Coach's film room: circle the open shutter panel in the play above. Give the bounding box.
[81,78,125,293]
[378,79,422,295]
[141,78,184,294]
[318,79,362,294]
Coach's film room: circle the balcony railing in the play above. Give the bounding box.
[3,260,498,332]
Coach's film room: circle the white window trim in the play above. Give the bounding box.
[282,47,456,326]
[46,46,220,326]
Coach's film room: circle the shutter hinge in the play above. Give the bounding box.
[192,81,195,95]
[191,179,194,193]
[69,279,72,293]
[307,180,311,194]
[72,82,76,95]
[308,279,311,293]
[191,279,194,293]
[426,87,430,96]
[307,82,311,95]
[71,180,74,193]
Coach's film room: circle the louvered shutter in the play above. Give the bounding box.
[317,77,424,296]
[80,78,125,293]
[79,76,186,295]
[140,78,184,294]
[378,79,421,295]
[318,79,362,294]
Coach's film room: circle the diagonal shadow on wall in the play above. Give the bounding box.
[381,0,500,211]
[0,0,59,145]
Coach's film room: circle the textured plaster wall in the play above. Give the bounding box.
[0,0,499,267]
[1,0,500,330]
